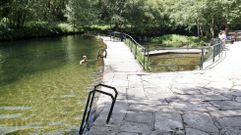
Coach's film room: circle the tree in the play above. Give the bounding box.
[66,0,99,29]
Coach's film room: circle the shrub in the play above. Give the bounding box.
[0,22,77,41]
[150,34,207,48]
[0,23,14,40]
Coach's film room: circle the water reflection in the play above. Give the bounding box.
[0,35,103,134]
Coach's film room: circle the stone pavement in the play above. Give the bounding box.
[88,38,241,135]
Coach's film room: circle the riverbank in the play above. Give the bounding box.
[88,38,241,134]
[0,23,81,41]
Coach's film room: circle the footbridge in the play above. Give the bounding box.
[84,33,241,135]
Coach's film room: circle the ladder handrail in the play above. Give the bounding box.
[94,83,118,96]
[79,84,118,135]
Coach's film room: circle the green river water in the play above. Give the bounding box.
[0,35,104,134]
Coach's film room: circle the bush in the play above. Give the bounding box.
[0,22,77,41]
[0,23,15,40]
[150,34,207,48]
[57,23,75,33]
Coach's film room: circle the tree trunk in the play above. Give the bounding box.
[210,16,215,38]
[200,26,204,37]
[48,0,51,9]
[196,21,200,37]
[223,18,229,34]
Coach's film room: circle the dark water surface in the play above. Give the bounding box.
[0,35,104,134]
[148,53,201,72]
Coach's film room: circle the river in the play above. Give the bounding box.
[0,35,104,134]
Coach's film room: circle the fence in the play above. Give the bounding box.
[103,31,224,72]
[109,31,149,71]
[228,30,241,41]
[79,84,118,135]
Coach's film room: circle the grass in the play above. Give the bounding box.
[148,34,207,49]
[89,25,112,31]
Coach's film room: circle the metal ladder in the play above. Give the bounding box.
[79,84,118,135]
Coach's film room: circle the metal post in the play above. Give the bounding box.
[146,45,150,71]
[219,43,221,58]
[129,39,132,52]
[213,45,216,62]
[143,49,146,71]
[106,93,117,123]
[135,43,137,59]
[79,92,93,135]
[85,91,96,129]
[200,48,204,70]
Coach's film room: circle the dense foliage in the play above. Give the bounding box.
[150,34,207,48]
[1,0,241,40]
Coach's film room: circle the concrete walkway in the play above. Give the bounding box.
[88,38,241,135]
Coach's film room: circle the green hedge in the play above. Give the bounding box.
[150,34,207,48]
[0,22,77,41]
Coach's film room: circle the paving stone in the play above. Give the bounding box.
[128,103,168,112]
[229,90,241,97]
[150,129,185,135]
[220,127,241,135]
[142,79,172,87]
[170,101,215,112]
[183,112,219,133]
[220,93,236,100]
[117,132,140,135]
[119,121,151,134]
[232,85,241,90]
[199,87,225,95]
[155,112,183,132]
[144,87,175,100]
[210,110,241,117]
[128,75,143,88]
[218,116,241,127]
[185,128,209,135]
[177,94,230,102]
[171,87,202,95]
[127,87,146,99]
[125,111,153,124]
[210,101,241,110]
[236,97,241,102]
[207,81,234,89]
[111,80,129,87]
[113,73,128,80]
[88,125,117,135]
[150,130,178,135]
[102,72,115,83]
[89,39,241,134]
[110,101,128,126]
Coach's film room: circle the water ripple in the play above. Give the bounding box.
[0,113,23,119]
[0,106,32,110]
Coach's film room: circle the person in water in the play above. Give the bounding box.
[80,55,88,64]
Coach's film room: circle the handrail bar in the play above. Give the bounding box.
[94,83,118,96]
[79,84,118,135]
[92,89,115,100]
[109,31,223,51]
[109,31,145,50]
[107,30,224,71]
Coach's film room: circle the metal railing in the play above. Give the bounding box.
[109,31,149,71]
[99,31,224,72]
[79,84,118,135]
[200,39,224,69]
[146,40,223,71]
[228,30,241,41]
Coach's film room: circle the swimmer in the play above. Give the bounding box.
[80,55,88,64]
[97,48,107,59]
